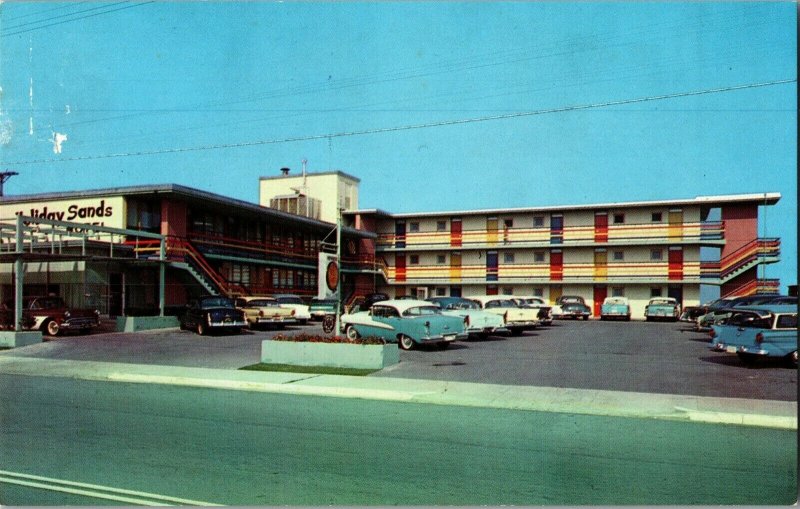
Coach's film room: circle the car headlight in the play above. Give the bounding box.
[64,310,71,319]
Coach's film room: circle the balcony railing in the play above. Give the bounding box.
[378,221,725,250]
[382,261,702,284]
[722,278,781,298]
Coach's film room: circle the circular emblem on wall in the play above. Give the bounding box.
[326,261,339,291]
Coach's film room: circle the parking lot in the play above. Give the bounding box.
[1,319,796,401]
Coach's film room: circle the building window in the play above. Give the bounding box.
[502,287,514,296]
[612,287,625,297]
[410,254,420,265]
[503,253,515,263]
[613,213,625,224]
[436,254,446,264]
[651,212,663,222]
[534,251,545,263]
[435,287,446,297]
[504,219,514,228]
[612,250,624,261]
[651,249,663,261]
[409,222,420,233]
[533,288,544,297]
[436,221,447,232]
[533,216,545,227]
[650,287,663,298]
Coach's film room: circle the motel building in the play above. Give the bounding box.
[0,167,783,321]
[345,193,782,319]
[0,177,377,317]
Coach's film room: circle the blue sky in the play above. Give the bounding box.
[0,1,796,290]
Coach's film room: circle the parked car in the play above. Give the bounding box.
[272,294,311,324]
[1,296,100,336]
[709,305,797,366]
[235,296,296,329]
[308,298,337,320]
[340,299,467,350]
[181,296,247,335]
[644,297,681,321]
[552,296,591,320]
[600,297,631,321]
[697,295,780,330]
[510,296,553,325]
[551,295,590,320]
[469,296,539,335]
[427,297,509,338]
[354,292,391,312]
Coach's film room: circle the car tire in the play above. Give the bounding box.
[582,315,589,321]
[196,323,206,336]
[398,334,415,351]
[436,342,450,350]
[44,320,60,337]
[788,351,798,368]
[345,325,360,341]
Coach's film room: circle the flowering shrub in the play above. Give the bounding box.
[269,333,386,345]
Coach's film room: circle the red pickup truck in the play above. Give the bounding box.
[1,296,100,336]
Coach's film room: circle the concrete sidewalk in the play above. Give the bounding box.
[0,356,795,430]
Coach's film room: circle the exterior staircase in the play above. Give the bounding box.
[701,238,780,284]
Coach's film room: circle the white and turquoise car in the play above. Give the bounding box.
[427,297,509,339]
[709,305,797,366]
[340,299,468,350]
[644,297,681,322]
[600,297,631,321]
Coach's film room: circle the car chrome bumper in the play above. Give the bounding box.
[61,318,99,329]
[467,326,510,335]
[256,317,297,325]
[422,332,468,342]
[507,320,538,328]
[210,320,247,328]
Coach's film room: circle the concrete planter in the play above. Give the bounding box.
[116,316,180,332]
[261,340,399,369]
[0,331,43,348]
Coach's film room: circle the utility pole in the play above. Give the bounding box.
[0,171,19,197]
[334,206,342,336]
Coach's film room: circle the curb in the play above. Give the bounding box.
[0,356,795,430]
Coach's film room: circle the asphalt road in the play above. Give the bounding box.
[1,374,795,506]
[4,320,796,400]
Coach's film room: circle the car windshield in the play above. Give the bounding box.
[728,312,771,329]
[604,298,627,305]
[248,299,279,307]
[201,297,234,308]
[485,299,515,309]
[649,299,673,305]
[30,297,65,310]
[311,300,335,305]
[276,296,303,305]
[403,306,441,316]
[561,297,584,304]
[451,300,480,310]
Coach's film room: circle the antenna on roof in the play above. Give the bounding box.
[0,171,18,197]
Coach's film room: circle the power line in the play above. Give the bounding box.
[2,2,129,31]
[0,78,794,167]
[1,2,154,38]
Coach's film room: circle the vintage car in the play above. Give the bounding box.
[0,296,100,336]
[510,296,553,326]
[352,292,390,312]
[551,296,591,320]
[340,299,467,350]
[235,296,296,329]
[696,295,779,331]
[272,294,311,324]
[181,296,247,335]
[469,296,539,335]
[709,305,797,366]
[600,297,631,321]
[308,298,337,320]
[644,297,681,321]
[427,297,509,338]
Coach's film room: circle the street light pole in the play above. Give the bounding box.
[334,207,342,336]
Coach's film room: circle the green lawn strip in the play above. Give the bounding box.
[239,363,378,376]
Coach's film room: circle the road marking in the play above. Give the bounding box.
[0,470,223,506]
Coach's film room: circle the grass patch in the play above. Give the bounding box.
[239,363,378,376]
